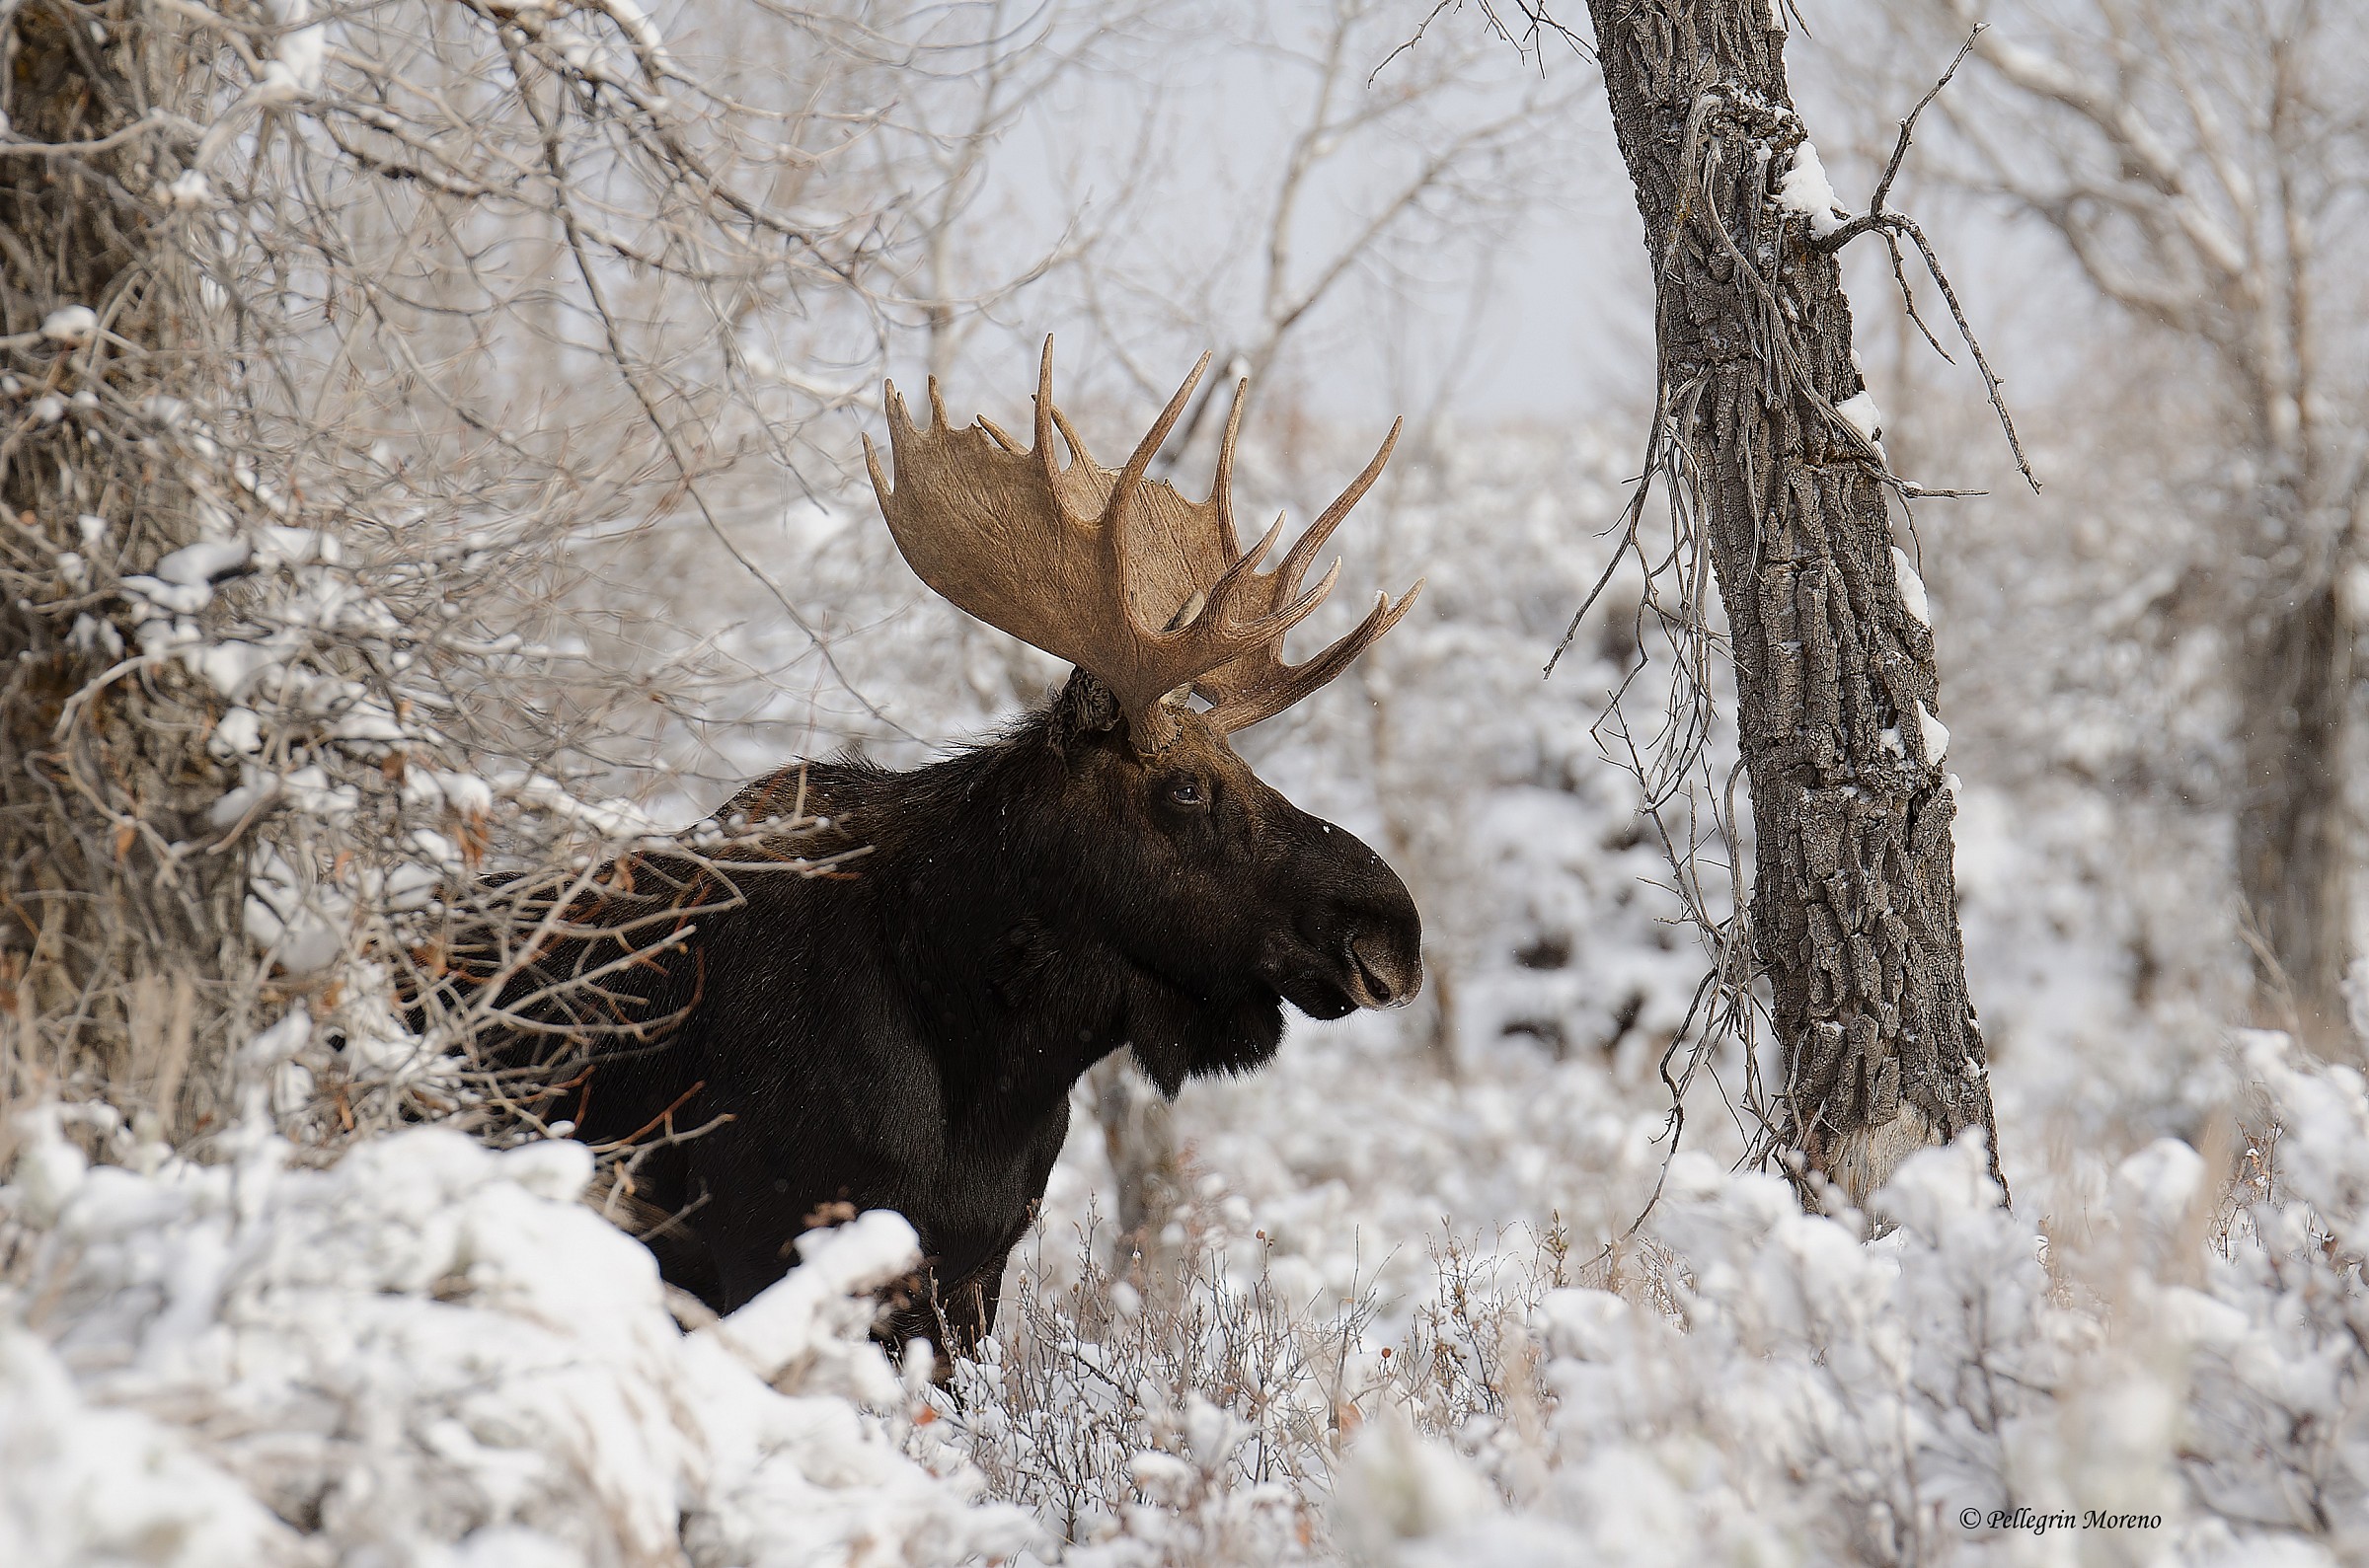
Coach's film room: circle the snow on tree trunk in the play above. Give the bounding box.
[1584,0,1999,1202]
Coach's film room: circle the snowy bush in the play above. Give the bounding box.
[934,1213,1390,1564]
[1308,1030,2369,1566]
[37,1036,2369,1566]
[0,1112,1032,1567]
[904,1030,2369,1566]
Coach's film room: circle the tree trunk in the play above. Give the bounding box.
[2238,533,2351,1046]
[1,2,245,1138]
[1585,0,2000,1204]
[1089,1053,1184,1263]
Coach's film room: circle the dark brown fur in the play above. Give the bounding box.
[521,671,1420,1354]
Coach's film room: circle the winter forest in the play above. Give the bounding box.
[6,0,2369,1562]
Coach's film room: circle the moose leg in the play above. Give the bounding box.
[872,1210,1037,1383]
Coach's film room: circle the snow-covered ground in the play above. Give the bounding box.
[2,1112,1031,1567]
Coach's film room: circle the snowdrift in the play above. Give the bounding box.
[0,1118,1032,1567]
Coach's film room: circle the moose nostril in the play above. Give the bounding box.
[1348,933,1421,1007]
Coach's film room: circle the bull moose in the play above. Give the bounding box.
[515,341,1424,1353]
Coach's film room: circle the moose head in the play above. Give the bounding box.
[862,338,1426,1084]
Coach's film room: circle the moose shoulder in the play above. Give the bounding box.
[533,342,1424,1354]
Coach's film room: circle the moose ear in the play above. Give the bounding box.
[1048,668,1125,750]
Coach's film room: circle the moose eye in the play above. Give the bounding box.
[1164,776,1207,809]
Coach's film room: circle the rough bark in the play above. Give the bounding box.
[1585,0,1999,1203]
[1,2,245,1140]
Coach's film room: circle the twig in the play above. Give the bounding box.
[1891,212,2039,492]
[1802,26,2040,494]
[0,109,194,157]
[592,1079,721,1153]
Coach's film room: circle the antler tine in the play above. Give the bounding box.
[1183,380,1274,625]
[1049,407,1094,468]
[1210,376,1251,559]
[1194,416,1396,646]
[926,376,951,432]
[1209,580,1425,736]
[860,377,914,504]
[1262,556,1343,636]
[1201,517,1334,638]
[1271,417,1401,596]
[1187,412,1416,731]
[1204,510,1288,611]
[1106,352,1210,635]
[1111,353,1210,512]
[1033,335,1059,487]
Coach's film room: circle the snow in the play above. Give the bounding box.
[427,769,496,818]
[239,847,347,973]
[11,299,2356,1563]
[242,1008,313,1075]
[707,1211,931,1400]
[1835,388,1883,449]
[257,0,327,104]
[195,639,275,699]
[3,1326,299,1568]
[1917,700,1950,764]
[120,573,214,615]
[1331,1413,1499,1555]
[67,614,120,658]
[1776,139,1851,238]
[154,538,254,586]
[11,1111,91,1229]
[925,1022,2369,1561]
[39,305,96,345]
[1,1120,1033,1565]
[254,526,341,567]
[1891,544,1931,628]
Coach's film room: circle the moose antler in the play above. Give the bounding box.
[865,337,1422,753]
[1184,378,1421,734]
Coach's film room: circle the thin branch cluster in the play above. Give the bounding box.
[1,0,1073,1164]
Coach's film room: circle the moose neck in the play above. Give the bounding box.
[845,700,1146,1134]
